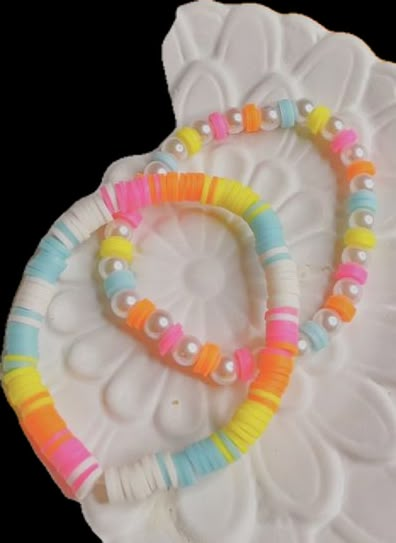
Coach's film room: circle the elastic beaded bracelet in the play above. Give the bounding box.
[97,173,299,385]
[140,99,377,358]
[2,177,299,503]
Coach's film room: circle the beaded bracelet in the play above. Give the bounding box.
[129,100,377,360]
[97,173,299,386]
[2,176,299,502]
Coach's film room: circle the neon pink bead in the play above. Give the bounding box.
[266,320,298,343]
[234,348,255,381]
[209,112,229,141]
[100,186,116,214]
[266,306,299,317]
[49,439,91,479]
[262,347,293,358]
[159,324,184,356]
[136,177,151,207]
[40,428,69,454]
[127,180,141,210]
[114,211,142,228]
[71,463,100,494]
[115,181,128,211]
[335,262,368,285]
[331,129,358,153]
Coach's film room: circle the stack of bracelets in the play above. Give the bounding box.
[2,98,377,503]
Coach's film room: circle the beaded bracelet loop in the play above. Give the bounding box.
[97,173,299,385]
[2,174,299,503]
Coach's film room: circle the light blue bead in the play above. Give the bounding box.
[40,235,71,259]
[218,431,241,460]
[199,438,228,470]
[184,443,213,477]
[5,322,39,357]
[278,99,297,128]
[104,270,136,299]
[300,321,329,352]
[347,190,377,214]
[54,221,80,247]
[152,151,178,172]
[10,308,43,323]
[2,360,35,373]
[173,453,196,487]
[242,201,266,222]
[155,453,172,489]
[262,252,291,267]
[25,252,66,284]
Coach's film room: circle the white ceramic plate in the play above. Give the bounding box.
[35,1,396,541]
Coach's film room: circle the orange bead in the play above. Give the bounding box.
[242,103,262,133]
[346,160,376,182]
[159,175,168,203]
[193,343,221,377]
[23,405,66,444]
[207,177,220,205]
[324,294,356,322]
[248,394,279,412]
[126,299,156,330]
[148,175,159,205]
[166,172,180,202]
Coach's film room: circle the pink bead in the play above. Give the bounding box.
[100,186,116,214]
[49,439,91,479]
[266,306,299,317]
[159,324,184,356]
[234,348,255,382]
[335,262,368,285]
[71,463,101,494]
[266,320,298,343]
[331,129,358,154]
[113,211,142,228]
[209,112,229,141]
[115,181,128,212]
[127,180,141,210]
[40,428,69,454]
[136,177,151,207]
[262,347,293,357]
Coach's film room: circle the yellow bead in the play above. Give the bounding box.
[245,202,271,224]
[176,127,202,155]
[307,106,331,135]
[249,389,281,406]
[211,433,235,463]
[200,176,212,204]
[344,227,377,249]
[99,236,134,262]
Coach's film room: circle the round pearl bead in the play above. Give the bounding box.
[341,144,367,166]
[296,98,314,120]
[144,310,172,340]
[193,120,213,144]
[321,116,345,140]
[225,108,244,134]
[98,257,127,279]
[110,290,139,319]
[161,137,188,161]
[261,105,280,131]
[173,336,201,367]
[211,357,238,385]
[349,210,375,229]
[298,335,311,357]
[342,246,369,267]
[350,174,375,192]
[313,308,341,334]
[144,161,170,176]
[333,278,362,303]
[104,219,133,241]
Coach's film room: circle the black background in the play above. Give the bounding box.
[2,1,395,541]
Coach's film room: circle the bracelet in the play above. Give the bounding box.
[100,99,376,371]
[2,175,299,503]
[97,173,299,385]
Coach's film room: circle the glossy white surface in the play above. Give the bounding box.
[37,1,396,541]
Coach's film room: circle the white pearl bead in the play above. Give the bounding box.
[261,105,280,131]
[225,108,244,134]
[313,309,341,334]
[211,357,238,386]
[296,98,314,119]
[98,257,127,279]
[110,290,139,319]
[349,210,375,229]
[342,246,369,267]
[193,120,213,144]
[144,310,172,339]
[144,161,170,176]
[298,335,311,357]
[104,219,133,241]
[161,137,188,161]
[341,144,367,166]
[350,174,375,192]
[321,116,345,140]
[173,336,201,367]
[333,279,362,303]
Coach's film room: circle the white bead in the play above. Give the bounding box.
[193,120,213,144]
[321,116,344,140]
[298,335,311,357]
[349,210,375,229]
[144,161,170,176]
[173,336,201,367]
[261,105,280,131]
[296,98,314,120]
[110,290,139,319]
[333,279,362,303]
[350,174,375,192]
[211,357,238,386]
[144,310,172,339]
[342,246,369,267]
[313,308,341,334]
[225,108,244,134]
[161,137,188,161]
[341,144,367,166]
[104,219,133,241]
[98,257,127,279]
